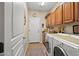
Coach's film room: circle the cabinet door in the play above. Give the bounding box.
[50,14,52,26]
[55,5,63,25]
[47,16,50,26]
[75,2,79,22]
[46,17,48,25]
[51,12,55,26]
[46,18,48,27]
[63,2,74,23]
[47,14,51,26]
[48,14,51,26]
[46,16,50,27]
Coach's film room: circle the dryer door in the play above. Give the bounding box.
[54,46,67,56]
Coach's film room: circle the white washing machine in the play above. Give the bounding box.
[46,34,53,56]
[53,38,79,56]
[46,33,68,56]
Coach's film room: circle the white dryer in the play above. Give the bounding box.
[53,37,79,56]
[62,42,79,56]
[53,39,68,56]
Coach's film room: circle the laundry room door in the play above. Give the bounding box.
[11,2,24,56]
[4,2,25,56]
[29,17,42,43]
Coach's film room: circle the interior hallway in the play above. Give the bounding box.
[26,43,48,56]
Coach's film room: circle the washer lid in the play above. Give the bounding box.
[54,46,67,56]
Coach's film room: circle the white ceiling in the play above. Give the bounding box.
[27,2,58,12]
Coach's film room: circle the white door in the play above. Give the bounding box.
[29,17,42,43]
[11,2,24,56]
[5,2,25,56]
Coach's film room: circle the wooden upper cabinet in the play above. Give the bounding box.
[63,2,74,23]
[55,5,63,25]
[46,16,49,26]
[49,13,52,25]
[51,12,55,25]
[75,2,79,22]
[46,14,51,26]
[48,14,51,26]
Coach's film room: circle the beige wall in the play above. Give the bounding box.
[52,22,79,34]
[64,22,79,34]
[53,22,79,34]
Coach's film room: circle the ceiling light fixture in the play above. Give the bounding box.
[41,2,45,6]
